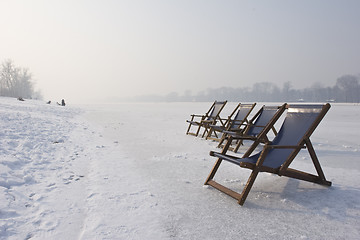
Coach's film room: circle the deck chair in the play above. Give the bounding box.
[204,102,242,139]
[186,101,227,137]
[206,103,256,142]
[204,104,331,205]
[219,104,287,152]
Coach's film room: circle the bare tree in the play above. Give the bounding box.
[0,59,37,99]
[0,60,17,96]
[335,75,360,102]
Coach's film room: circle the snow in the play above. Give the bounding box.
[1,97,359,239]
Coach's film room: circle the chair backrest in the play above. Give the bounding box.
[260,104,330,169]
[207,101,227,120]
[229,103,255,129]
[246,106,280,137]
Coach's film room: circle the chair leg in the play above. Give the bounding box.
[238,169,260,205]
[204,159,223,184]
[217,134,227,148]
[194,124,202,137]
[201,127,208,138]
[279,139,332,186]
[237,147,269,205]
[281,168,331,186]
[186,115,195,135]
[186,123,192,135]
[206,140,271,206]
[201,123,212,138]
[207,130,220,141]
[205,128,213,140]
[205,136,233,184]
[305,138,329,184]
[233,139,243,153]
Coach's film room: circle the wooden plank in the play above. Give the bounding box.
[206,136,222,142]
[207,180,242,200]
[281,168,332,186]
[186,132,197,136]
[305,138,328,182]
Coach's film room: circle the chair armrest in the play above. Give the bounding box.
[201,119,215,123]
[188,114,207,122]
[224,132,257,140]
[265,144,306,149]
[223,130,245,134]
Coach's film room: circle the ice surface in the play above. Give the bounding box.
[1,98,359,239]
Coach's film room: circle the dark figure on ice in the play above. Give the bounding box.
[57,99,66,106]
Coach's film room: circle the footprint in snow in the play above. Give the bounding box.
[63,174,84,184]
[87,193,98,199]
[45,183,56,191]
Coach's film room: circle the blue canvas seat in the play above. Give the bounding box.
[205,104,331,205]
[218,104,287,152]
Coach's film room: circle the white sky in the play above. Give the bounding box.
[1,0,359,103]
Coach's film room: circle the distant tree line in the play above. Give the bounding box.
[132,74,360,103]
[0,59,42,99]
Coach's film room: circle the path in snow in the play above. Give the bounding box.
[0,98,89,239]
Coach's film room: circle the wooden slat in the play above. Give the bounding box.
[207,180,242,200]
[206,136,222,142]
[186,132,197,136]
[280,168,332,186]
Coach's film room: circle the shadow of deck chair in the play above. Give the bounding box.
[218,104,287,153]
[186,101,227,137]
[206,103,256,142]
[204,104,331,206]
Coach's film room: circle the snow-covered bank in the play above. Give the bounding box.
[0,97,93,239]
[1,98,359,239]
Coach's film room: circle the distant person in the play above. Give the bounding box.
[47,100,51,104]
[57,99,66,106]
[17,97,25,101]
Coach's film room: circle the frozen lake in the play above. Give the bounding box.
[1,98,360,239]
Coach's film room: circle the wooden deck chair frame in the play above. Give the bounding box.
[186,100,227,137]
[219,104,286,153]
[206,103,256,142]
[204,102,242,140]
[204,103,331,206]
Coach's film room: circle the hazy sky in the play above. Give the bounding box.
[1,0,360,103]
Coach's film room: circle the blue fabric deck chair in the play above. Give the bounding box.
[186,101,227,137]
[204,104,331,205]
[218,104,287,153]
[206,103,256,142]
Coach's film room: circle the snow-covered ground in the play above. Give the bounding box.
[1,97,359,239]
